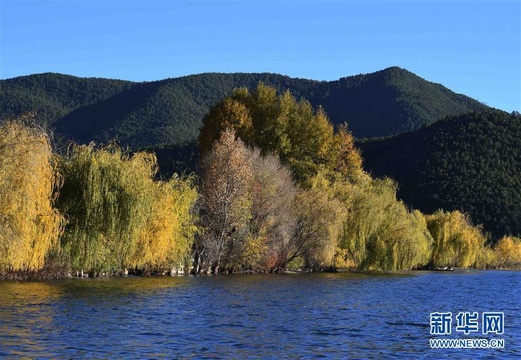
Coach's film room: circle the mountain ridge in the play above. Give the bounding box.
[1,66,490,148]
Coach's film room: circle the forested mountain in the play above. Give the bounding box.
[360,110,521,239]
[1,67,489,148]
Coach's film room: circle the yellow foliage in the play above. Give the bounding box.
[493,236,521,268]
[0,120,64,271]
[426,210,487,268]
[58,144,198,273]
[333,123,364,181]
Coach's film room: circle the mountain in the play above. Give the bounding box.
[1,67,489,149]
[359,110,521,239]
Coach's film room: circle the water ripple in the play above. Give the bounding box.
[0,271,519,358]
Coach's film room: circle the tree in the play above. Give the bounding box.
[249,150,298,271]
[284,173,345,271]
[198,88,253,155]
[196,129,254,274]
[333,123,364,181]
[338,178,432,271]
[493,236,521,268]
[426,210,487,268]
[57,143,198,274]
[199,84,344,185]
[0,119,64,271]
[130,175,198,271]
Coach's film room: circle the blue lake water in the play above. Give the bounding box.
[1,271,519,359]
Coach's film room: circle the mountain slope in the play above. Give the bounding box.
[1,73,132,125]
[360,110,521,238]
[1,67,489,148]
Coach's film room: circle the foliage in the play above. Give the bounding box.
[426,210,487,268]
[291,173,346,270]
[57,143,197,273]
[492,236,521,268]
[0,118,64,271]
[249,150,298,271]
[197,86,496,273]
[338,178,432,271]
[200,84,362,185]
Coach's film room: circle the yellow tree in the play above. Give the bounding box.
[131,175,198,271]
[57,144,197,274]
[493,236,521,268]
[333,123,364,182]
[426,210,486,268]
[0,119,64,271]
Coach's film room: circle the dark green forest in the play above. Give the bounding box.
[360,110,521,239]
[1,67,488,149]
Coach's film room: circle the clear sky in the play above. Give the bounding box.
[1,1,520,112]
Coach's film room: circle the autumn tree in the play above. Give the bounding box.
[333,123,364,181]
[289,173,346,271]
[426,210,487,268]
[198,88,253,155]
[57,143,198,275]
[199,84,357,185]
[249,150,298,271]
[493,236,521,268]
[0,119,64,271]
[196,129,254,274]
[130,175,198,272]
[338,178,432,271]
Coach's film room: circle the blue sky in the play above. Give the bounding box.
[1,1,520,112]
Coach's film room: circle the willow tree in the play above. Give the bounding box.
[285,173,345,271]
[0,120,64,271]
[57,144,150,273]
[426,210,487,268]
[338,178,432,271]
[56,143,198,274]
[131,175,198,271]
[492,236,521,268]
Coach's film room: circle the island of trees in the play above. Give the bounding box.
[1,85,520,279]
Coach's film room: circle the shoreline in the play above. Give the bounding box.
[2,266,520,282]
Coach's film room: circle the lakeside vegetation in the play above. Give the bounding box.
[1,86,520,279]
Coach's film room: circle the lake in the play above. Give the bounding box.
[1,271,519,359]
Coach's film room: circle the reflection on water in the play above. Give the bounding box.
[1,271,520,358]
